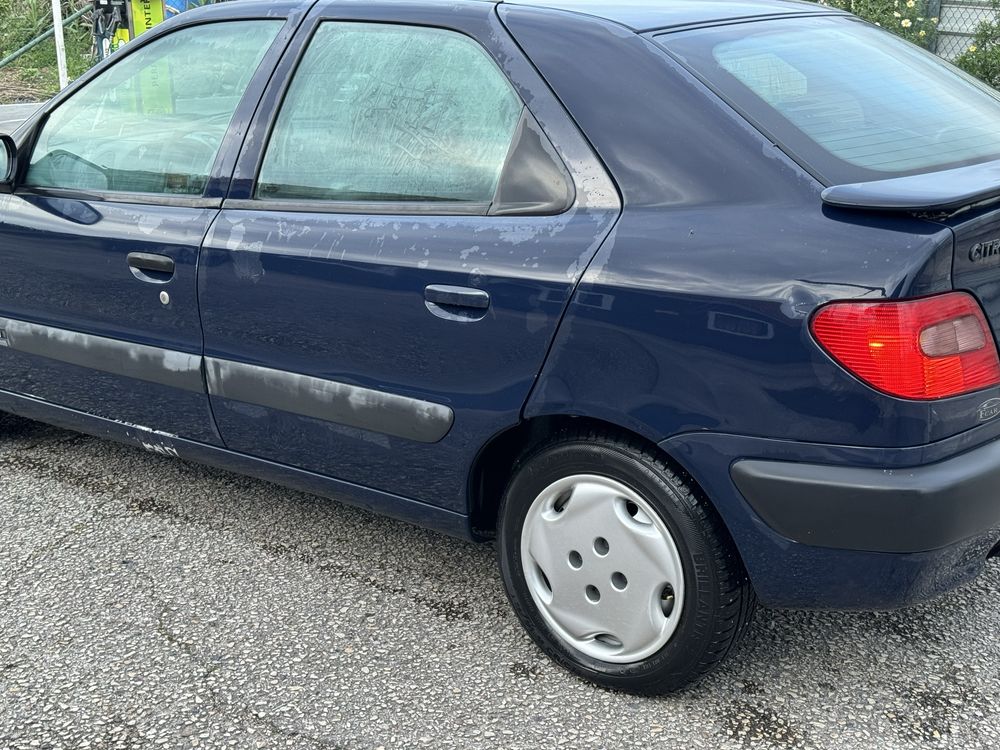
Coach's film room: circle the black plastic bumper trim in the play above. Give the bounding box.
[731,439,1000,554]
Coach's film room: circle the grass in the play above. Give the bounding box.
[0,0,94,103]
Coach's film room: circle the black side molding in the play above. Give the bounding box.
[205,358,454,444]
[0,315,203,393]
[732,439,1000,554]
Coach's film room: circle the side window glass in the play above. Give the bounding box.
[257,23,525,204]
[26,20,282,196]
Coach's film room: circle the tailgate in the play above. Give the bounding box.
[821,159,1000,341]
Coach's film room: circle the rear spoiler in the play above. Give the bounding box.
[821,160,1000,214]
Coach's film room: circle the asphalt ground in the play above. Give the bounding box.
[1,413,1000,750]
[0,103,38,134]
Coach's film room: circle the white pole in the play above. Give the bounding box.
[51,0,68,90]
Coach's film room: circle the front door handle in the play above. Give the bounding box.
[127,252,175,282]
[424,285,490,309]
[424,285,490,322]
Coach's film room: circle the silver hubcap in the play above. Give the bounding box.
[520,474,685,663]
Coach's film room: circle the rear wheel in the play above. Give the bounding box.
[497,430,756,694]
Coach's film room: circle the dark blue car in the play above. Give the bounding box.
[3,0,1000,694]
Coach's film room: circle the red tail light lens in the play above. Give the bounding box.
[810,292,1000,400]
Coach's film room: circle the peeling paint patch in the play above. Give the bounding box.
[137,214,164,235]
[140,441,180,458]
[225,220,266,283]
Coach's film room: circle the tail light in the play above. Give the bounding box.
[810,292,1000,400]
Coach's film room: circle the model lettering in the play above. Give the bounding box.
[978,398,1000,421]
[969,239,1000,262]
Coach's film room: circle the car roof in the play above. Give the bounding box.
[499,0,841,31]
[195,0,843,33]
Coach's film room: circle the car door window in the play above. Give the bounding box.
[256,22,525,205]
[26,20,282,196]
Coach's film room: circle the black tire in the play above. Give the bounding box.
[497,429,756,695]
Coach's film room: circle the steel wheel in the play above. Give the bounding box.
[519,474,685,663]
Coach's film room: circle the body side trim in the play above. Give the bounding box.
[223,198,490,216]
[0,315,453,443]
[205,358,455,444]
[14,188,222,209]
[0,316,204,392]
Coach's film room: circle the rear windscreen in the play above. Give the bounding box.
[659,16,1000,185]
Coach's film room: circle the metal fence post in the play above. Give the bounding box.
[927,0,943,54]
[50,0,69,89]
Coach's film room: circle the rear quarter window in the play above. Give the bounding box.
[659,16,1000,185]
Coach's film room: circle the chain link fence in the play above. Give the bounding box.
[934,0,998,58]
[816,0,1000,85]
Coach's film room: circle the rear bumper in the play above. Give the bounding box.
[661,430,1000,610]
[731,436,1000,554]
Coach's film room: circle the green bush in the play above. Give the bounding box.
[0,0,93,101]
[814,0,1000,88]
[816,0,940,48]
[954,5,1000,88]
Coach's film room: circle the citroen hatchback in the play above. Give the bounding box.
[3,0,1000,694]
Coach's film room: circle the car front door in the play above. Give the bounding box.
[0,16,290,443]
[198,2,621,514]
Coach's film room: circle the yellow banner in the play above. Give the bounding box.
[130,0,165,37]
[126,1,173,115]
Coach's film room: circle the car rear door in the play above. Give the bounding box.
[0,13,296,443]
[198,0,621,513]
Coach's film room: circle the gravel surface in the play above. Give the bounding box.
[1,413,999,750]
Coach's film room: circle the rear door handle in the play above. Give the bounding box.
[424,285,490,322]
[424,285,490,310]
[127,252,175,281]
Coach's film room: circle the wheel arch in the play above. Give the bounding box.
[467,413,713,540]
